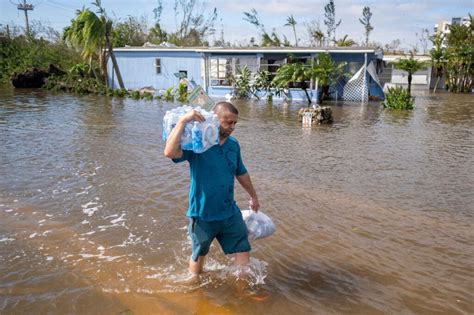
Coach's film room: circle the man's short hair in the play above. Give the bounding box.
[214,101,238,115]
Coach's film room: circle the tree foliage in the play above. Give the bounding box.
[113,16,147,47]
[306,20,325,47]
[285,15,298,47]
[243,9,290,47]
[64,0,124,88]
[324,0,341,45]
[0,27,80,84]
[231,65,253,98]
[272,53,346,103]
[359,6,373,47]
[334,34,355,47]
[148,23,168,44]
[444,15,473,92]
[383,86,414,110]
[168,0,217,46]
[429,33,447,93]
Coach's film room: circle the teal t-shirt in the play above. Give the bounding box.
[173,136,248,221]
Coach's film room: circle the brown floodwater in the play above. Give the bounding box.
[0,88,473,314]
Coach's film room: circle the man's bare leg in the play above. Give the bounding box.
[189,255,206,275]
[233,252,251,295]
[235,252,250,266]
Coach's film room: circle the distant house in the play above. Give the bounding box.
[108,46,385,101]
[379,55,436,91]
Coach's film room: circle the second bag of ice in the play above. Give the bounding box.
[163,106,219,154]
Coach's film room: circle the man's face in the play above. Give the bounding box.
[217,110,238,139]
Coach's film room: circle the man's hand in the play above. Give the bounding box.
[180,109,205,124]
[249,197,260,212]
[164,110,205,159]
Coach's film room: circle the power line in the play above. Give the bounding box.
[45,0,77,11]
[15,0,34,34]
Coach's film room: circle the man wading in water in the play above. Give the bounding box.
[164,101,260,275]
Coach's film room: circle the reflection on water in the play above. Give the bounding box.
[0,88,473,314]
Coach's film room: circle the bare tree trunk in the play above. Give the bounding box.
[105,33,125,89]
[109,50,125,89]
[103,50,109,88]
[293,26,298,47]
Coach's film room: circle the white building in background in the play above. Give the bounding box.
[434,16,471,36]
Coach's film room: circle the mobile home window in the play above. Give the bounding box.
[208,57,259,86]
[209,58,232,86]
[155,58,161,74]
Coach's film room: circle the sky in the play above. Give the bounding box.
[1,0,472,50]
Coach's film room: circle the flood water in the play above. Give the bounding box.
[0,87,473,314]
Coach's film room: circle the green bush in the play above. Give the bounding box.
[130,90,141,99]
[113,88,128,97]
[142,91,154,100]
[176,82,188,103]
[383,86,415,110]
[163,87,175,102]
[231,65,252,98]
[0,35,81,84]
[43,72,108,95]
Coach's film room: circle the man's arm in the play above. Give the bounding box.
[236,172,260,212]
[164,110,204,159]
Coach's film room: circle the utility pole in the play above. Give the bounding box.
[16,0,34,35]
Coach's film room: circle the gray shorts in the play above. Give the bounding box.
[188,211,251,262]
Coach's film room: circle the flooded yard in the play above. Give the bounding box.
[0,88,472,314]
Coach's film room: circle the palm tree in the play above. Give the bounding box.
[272,53,345,104]
[285,15,298,47]
[64,9,103,79]
[307,52,346,101]
[334,34,355,47]
[312,30,325,47]
[148,22,168,44]
[307,20,325,47]
[64,1,124,89]
[392,53,429,95]
[273,62,311,103]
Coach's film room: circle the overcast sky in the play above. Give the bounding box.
[1,0,472,49]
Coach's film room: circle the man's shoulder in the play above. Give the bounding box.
[227,136,240,145]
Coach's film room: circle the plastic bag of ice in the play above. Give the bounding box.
[241,210,276,240]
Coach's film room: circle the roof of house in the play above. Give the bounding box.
[383,54,431,62]
[113,45,380,54]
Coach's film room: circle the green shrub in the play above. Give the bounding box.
[383,86,415,110]
[113,88,128,97]
[142,91,154,100]
[231,65,252,98]
[0,35,81,84]
[43,72,108,95]
[176,82,188,103]
[163,87,175,101]
[130,90,140,99]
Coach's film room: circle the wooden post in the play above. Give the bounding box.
[315,56,320,105]
[363,53,368,102]
[204,55,210,93]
